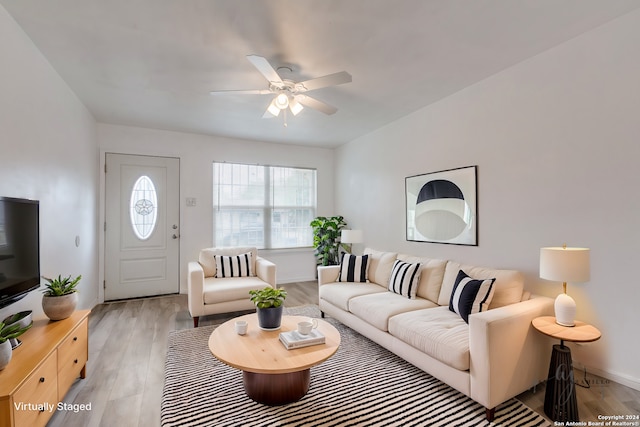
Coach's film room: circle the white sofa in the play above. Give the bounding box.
[318,248,554,421]
[188,247,276,327]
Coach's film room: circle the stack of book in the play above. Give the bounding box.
[279,329,325,350]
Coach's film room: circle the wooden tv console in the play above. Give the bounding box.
[0,310,90,427]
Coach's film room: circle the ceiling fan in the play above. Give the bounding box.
[210,55,352,120]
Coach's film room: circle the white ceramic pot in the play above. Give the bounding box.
[0,340,12,370]
[42,293,78,321]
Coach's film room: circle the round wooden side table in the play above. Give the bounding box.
[532,316,601,423]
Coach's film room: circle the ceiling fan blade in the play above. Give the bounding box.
[296,71,352,92]
[296,95,338,115]
[246,55,283,85]
[210,89,272,95]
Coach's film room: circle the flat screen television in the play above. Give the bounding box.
[0,197,40,309]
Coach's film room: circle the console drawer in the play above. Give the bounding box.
[57,318,88,397]
[12,352,58,427]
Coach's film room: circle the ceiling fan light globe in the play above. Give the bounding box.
[275,93,289,109]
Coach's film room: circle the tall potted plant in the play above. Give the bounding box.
[249,287,287,330]
[42,274,81,321]
[310,216,347,266]
[0,321,32,370]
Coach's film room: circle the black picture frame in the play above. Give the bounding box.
[405,165,478,246]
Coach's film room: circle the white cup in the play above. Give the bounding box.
[297,319,318,335]
[235,320,248,335]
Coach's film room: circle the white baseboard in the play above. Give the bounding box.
[278,276,316,284]
[572,360,640,392]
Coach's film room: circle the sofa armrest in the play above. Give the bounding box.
[318,265,340,286]
[255,256,276,287]
[469,295,554,409]
[187,261,206,317]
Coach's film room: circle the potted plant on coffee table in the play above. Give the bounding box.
[42,274,81,321]
[249,287,287,330]
[0,320,32,370]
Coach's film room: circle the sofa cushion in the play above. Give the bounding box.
[319,283,385,311]
[389,307,470,371]
[363,248,397,286]
[202,276,268,304]
[397,255,447,303]
[449,270,495,323]
[387,260,421,298]
[438,261,523,309]
[199,247,258,278]
[214,252,253,278]
[338,253,369,283]
[348,292,437,331]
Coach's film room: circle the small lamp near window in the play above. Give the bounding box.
[341,230,363,254]
[540,245,590,327]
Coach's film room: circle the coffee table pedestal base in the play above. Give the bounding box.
[243,369,311,405]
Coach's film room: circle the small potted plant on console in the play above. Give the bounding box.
[0,320,32,370]
[42,274,81,321]
[249,287,287,330]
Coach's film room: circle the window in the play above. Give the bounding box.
[130,175,158,240]
[213,162,316,249]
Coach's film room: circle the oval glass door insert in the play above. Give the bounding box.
[130,175,158,240]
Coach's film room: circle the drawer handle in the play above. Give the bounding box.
[74,358,79,364]
[39,377,45,383]
[73,336,78,341]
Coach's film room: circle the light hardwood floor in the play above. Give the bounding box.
[48,281,639,426]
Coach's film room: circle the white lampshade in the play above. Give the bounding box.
[540,246,590,327]
[341,229,363,244]
[540,247,590,283]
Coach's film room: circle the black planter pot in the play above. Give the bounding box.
[256,305,283,330]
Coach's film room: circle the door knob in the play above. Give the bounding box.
[172,234,179,239]
[172,224,178,229]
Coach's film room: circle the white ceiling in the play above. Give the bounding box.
[2,0,638,148]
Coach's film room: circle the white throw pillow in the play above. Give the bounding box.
[449,270,495,323]
[214,252,253,278]
[387,260,421,299]
[337,253,369,283]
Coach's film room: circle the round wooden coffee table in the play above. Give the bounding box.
[208,314,340,405]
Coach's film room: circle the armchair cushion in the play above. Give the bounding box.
[203,276,269,304]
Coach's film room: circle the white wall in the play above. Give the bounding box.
[336,9,640,389]
[97,124,334,295]
[0,6,99,321]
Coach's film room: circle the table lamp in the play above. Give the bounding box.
[340,230,363,254]
[540,245,590,327]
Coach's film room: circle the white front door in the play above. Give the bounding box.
[105,154,180,300]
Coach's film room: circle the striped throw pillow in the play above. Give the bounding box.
[214,252,253,278]
[387,260,421,298]
[449,270,496,323]
[338,253,369,283]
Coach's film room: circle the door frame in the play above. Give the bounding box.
[98,151,181,304]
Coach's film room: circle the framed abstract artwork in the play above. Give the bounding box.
[405,165,477,246]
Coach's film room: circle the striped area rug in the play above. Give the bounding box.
[162,306,549,427]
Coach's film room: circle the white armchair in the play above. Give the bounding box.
[187,247,276,327]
